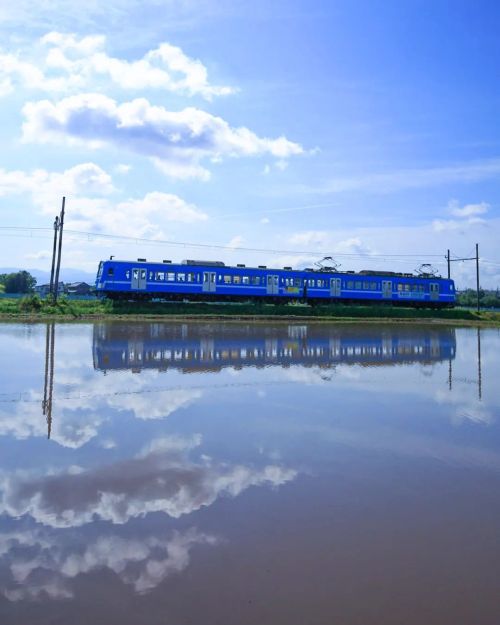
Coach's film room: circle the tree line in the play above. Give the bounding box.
[0,271,37,294]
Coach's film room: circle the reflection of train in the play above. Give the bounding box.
[95,259,456,307]
[93,323,456,373]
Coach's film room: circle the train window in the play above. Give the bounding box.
[347,281,353,289]
[107,267,114,276]
[317,279,325,288]
[149,272,153,279]
[223,275,232,284]
[363,281,369,289]
[371,282,377,290]
[234,275,241,284]
[294,278,302,287]
[133,269,139,280]
[242,276,249,285]
[167,272,175,281]
[419,285,425,292]
[186,273,194,282]
[397,284,403,291]
[156,272,165,281]
[126,271,130,279]
[404,284,410,291]
[251,276,261,285]
[141,270,147,280]
[177,273,186,282]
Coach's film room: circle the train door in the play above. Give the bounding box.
[266,275,279,295]
[382,280,392,299]
[202,272,216,292]
[430,283,439,301]
[330,278,341,297]
[131,268,147,290]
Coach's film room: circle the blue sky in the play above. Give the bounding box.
[0,0,499,287]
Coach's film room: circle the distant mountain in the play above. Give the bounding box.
[0,267,96,286]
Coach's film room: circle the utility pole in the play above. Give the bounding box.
[49,215,59,297]
[447,246,481,310]
[447,249,451,279]
[53,197,65,301]
[476,243,480,312]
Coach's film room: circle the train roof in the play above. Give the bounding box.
[102,258,447,280]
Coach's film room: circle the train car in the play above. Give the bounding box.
[95,258,456,308]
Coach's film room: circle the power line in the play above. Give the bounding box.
[0,225,446,259]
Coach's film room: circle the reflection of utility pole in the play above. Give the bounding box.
[477,327,482,401]
[448,357,452,391]
[42,323,56,439]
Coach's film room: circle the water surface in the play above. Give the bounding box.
[0,321,499,625]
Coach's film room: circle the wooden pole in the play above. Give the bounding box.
[49,215,59,297]
[475,243,480,312]
[53,197,65,301]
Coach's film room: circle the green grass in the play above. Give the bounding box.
[0,295,498,323]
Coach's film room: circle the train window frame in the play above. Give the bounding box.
[177,273,186,282]
[251,276,261,285]
[233,275,241,284]
[125,271,130,279]
[347,280,353,289]
[242,276,250,285]
[156,271,165,281]
[223,275,232,284]
[133,269,139,280]
[317,279,325,288]
[166,272,175,281]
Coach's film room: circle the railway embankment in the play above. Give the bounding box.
[0,296,499,326]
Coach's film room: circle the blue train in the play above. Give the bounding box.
[95,258,456,307]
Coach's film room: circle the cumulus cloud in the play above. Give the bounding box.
[448,200,490,218]
[0,435,297,527]
[22,93,304,180]
[288,230,328,247]
[0,31,235,100]
[0,162,207,237]
[0,526,217,600]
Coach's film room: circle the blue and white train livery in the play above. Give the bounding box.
[95,258,456,308]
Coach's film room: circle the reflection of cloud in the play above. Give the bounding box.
[0,526,216,601]
[0,374,203,448]
[0,435,297,527]
[435,388,493,425]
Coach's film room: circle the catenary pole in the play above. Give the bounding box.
[49,216,59,297]
[447,249,450,279]
[53,197,65,301]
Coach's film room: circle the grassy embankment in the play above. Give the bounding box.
[0,294,499,324]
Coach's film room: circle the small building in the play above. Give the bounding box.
[35,282,65,297]
[65,281,93,296]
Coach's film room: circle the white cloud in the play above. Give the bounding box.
[0,162,207,237]
[289,230,328,246]
[260,217,270,224]
[22,93,304,180]
[0,31,236,100]
[448,199,490,218]
[311,160,500,194]
[432,217,486,232]
[114,163,131,174]
[227,235,244,249]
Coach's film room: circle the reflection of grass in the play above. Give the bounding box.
[1,296,499,324]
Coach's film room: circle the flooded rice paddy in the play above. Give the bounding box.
[0,321,499,625]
